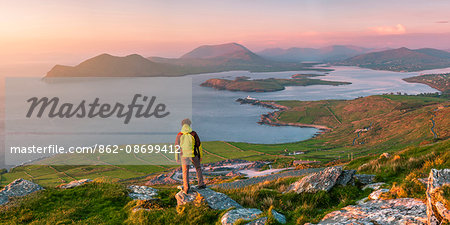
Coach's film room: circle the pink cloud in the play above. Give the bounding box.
[370,24,406,35]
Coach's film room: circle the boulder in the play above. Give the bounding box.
[0,178,44,205]
[312,198,427,225]
[246,217,267,225]
[145,172,178,186]
[335,169,356,186]
[426,168,450,225]
[221,208,262,225]
[368,188,389,200]
[353,174,376,185]
[175,187,242,210]
[58,179,93,189]
[246,209,286,225]
[270,209,287,224]
[286,166,343,193]
[128,185,159,200]
[363,182,386,191]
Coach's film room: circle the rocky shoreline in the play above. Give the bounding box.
[236,97,332,132]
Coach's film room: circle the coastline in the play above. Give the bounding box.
[236,97,332,132]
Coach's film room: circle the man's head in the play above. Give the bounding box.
[181,118,191,126]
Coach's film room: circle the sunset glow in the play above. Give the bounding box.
[1,0,449,63]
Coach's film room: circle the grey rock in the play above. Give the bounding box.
[312,198,427,225]
[426,168,450,225]
[286,166,343,193]
[271,209,286,224]
[0,178,44,205]
[353,174,376,185]
[335,169,356,186]
[221,208,262,225]
[356,197,369,205]
[175,187,242,210]
[243,209,286,225]
[128,185,159,200]
[246,217,267,225]
[363,182,386,191]
[58,179,93,189]
[369,188,389,200]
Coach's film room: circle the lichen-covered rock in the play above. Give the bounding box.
[221,208,262,225]
[245,217,267,225]
[362,182,386,191]
[128,185,159,200]
[270,209,286,224]
[335,169,356,186]
[353,174,376,185]
[286,167,343,193]
[312,198,427,225]
[175,187,242,210]
[58,179,93,189]
[0,178,44,205]
[369,188,389,200]
[426,168,450,225]
[145,172,178,186]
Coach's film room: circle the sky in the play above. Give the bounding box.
[0,0,449,64]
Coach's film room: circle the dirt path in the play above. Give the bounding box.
[429,111,438,139]
[212,167,323,189]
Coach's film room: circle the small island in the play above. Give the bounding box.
[200,74,351,92]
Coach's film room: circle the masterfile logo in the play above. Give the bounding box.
[5,77,192,166]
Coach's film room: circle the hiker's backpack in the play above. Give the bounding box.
[178,131,203,159]
[180,132,195,157]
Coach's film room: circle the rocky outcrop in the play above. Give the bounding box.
[270,209,287,224]
[175,187,242,210]
[368,188,389,200]
[221,208,286,225]
[58,179,93,189]
[0,179,44,205]
[221,208,262,225]
[335,169,356,185]
[311,198,427,225]
[145,172,178,186]
[128,185,159,201]
[426,168,450,224]
[362,182,386,191]
[353,174,376,185]
[286,167,358,194]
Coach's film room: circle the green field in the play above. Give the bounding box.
[1,95,449,187]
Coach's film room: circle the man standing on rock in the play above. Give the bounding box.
[175,118,205,193]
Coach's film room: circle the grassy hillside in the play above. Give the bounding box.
[1,95,448,187]
[1,139,448,224]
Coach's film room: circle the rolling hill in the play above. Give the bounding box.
[46,43,325,77]
[46,54,184,77]
[257,45,371,62]
[338,47,450,72]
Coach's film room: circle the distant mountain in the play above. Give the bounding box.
[338,47,450,72]
[149,43,270,67]
[148,43,323,74]
[46,43,326,77]
[414,48,450,59]
[257,45,371,62]
[181,43,262,60]
[46,54,184,77]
